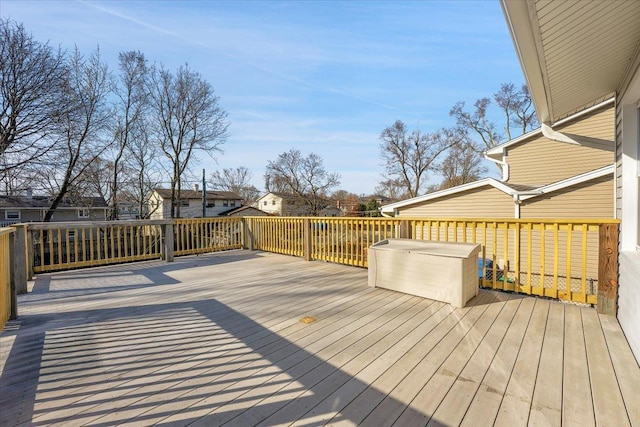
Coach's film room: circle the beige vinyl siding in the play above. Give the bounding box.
[397,186,514,218]
[520,175,614,219]
[506,106,615,186]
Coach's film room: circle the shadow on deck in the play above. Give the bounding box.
[1,250,638,426]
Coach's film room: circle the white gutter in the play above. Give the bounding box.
[484,152,509,181]
[541,98,616,151]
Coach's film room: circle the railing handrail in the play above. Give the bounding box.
[243,216,621,225]
[22,219,173,230]
[0,226,16,236]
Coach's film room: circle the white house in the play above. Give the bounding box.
[256,192,308,216]
[148,188,243,219]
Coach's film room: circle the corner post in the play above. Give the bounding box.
[597,222,619,315]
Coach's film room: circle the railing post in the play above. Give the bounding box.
[597,222,619,315]
[303,218,312,261]
[8,231,17,319]
[161,222,174,262]
[245,217,254,251]
[399,220,411,239]
[27,228,34,280]
[12,224,28,295]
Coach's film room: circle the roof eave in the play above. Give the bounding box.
[501,0,550,125]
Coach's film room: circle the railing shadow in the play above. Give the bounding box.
[0,251,460,426]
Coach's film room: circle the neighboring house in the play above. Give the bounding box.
[114,202,141,220]
[148,188,243,219]
[320,206,342,217]
[219,205,270,217]
[0,192,108,226]
[501,1,640,361]
[381,100,615,219]
[335,194,394,216]
[255,192,310,216]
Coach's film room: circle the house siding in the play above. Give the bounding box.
[258,194,285,215]
[396,187,514,218]
[617,86,640,362]
[148,190,242,219]
[520,174,614,219]
[506,106,615,186]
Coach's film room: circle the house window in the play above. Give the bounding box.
[223,200,229,207]
[206,200,215,208]
[272,200,276,205]
[181,199,189,207]
[5,210,20,220]
[78,209,90,219]
[263,201,267,206]
[230,200,236,207]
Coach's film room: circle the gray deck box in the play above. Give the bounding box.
[368,239,482,308]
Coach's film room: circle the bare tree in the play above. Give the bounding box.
[494,83,538,139]
[0,19,67,185]
[150,64,229,218]
[124,123,163,218]
[450,82,538,152]
[41,47,112,221]
[109,51,149,219]
[379,120,461,199]
[264,149,340,216]
[436,141,487,190]
[330,190,363,216]
[209,166,260,204]
[450,98,502,151]
[375,177,409,201]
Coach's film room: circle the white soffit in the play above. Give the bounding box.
[502,0,640,124]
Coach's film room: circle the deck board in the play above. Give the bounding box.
[1,250,638,427]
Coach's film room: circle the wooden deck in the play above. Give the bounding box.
[1,250,638,426]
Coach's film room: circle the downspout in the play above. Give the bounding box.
[484,151,510,181]
[513,194,520,219]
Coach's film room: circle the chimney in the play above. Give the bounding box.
[193,183,199,192]
[26,188,33,199]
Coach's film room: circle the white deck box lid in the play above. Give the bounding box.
[369,239,481,258]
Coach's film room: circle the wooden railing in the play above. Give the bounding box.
[30,221,165,273]
[174,218,243,256]
[4,216,620,323]
[245,216,619,307]
[0,227,15,331]
[26,218,245,273]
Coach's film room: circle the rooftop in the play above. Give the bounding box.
[1,250,638,426]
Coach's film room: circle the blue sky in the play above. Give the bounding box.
[1,0,526,195]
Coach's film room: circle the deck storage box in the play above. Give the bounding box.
[368,239,481,308]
